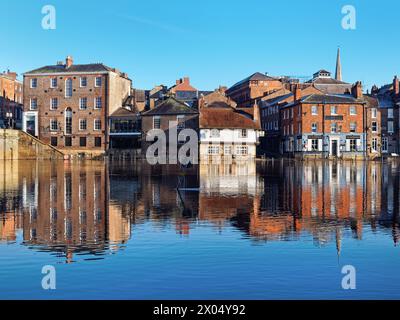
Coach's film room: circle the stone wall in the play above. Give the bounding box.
[0,129,64,160]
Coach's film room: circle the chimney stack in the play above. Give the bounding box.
[66,56,73,68]
[352,81,363,99]
[393,76,399,95]
[294,84,302,101]
[253,100,261,127]
[183,77,190,84]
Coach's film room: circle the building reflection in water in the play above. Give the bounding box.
[0,159,399,262]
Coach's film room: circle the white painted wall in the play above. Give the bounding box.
[200,128,259,144]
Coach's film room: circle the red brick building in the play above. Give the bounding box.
[22,56,131,155]
[0,71,23,128]
[226,72,284,107]
[279,83,374,159]
[168,77,199,107]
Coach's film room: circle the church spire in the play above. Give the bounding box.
[335,47,342,81]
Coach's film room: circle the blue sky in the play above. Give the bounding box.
[1,0,399,91]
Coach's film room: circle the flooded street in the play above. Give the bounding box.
[0,159,399,299]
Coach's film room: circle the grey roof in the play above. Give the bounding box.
[283,94,363,108]
[142,97,198,116]
[25,63,126,76]
[110,107,138,118]
[377,96,395,108]
[262,93,293,107]
[206,101,233,109]
[302,94,362,104]
[307,77,349,85]
[228,72,278,90]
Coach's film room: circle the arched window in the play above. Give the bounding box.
[65,108,72,135]
[65,78,72,98]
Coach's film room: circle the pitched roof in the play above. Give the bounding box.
[308,77,350,85]
[301,94,362,104]
[110,107,138,118]
[229,72,278,90]
[142,97,198,116]
[25,63,128,77]
[200,106,260,129]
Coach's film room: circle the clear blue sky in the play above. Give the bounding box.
[2,0,399,91]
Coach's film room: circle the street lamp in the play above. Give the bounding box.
[6,111,13,129]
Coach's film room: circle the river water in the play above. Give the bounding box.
[0,159,399,299]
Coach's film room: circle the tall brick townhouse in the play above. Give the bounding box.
[23,56,131,155]
[370,76,400,156]
[0,71,23,129]
[277,83,384,159]
[226,72,284,108]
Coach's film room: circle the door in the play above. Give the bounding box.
[331,140,338,157]
[26,115,36,137]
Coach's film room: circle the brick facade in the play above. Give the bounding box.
[23,57,131,155]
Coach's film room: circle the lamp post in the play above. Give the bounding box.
[6,111,13,129]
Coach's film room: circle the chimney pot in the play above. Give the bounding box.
[294,85,302,101]
[393,75,399,95]
[66,56,73,68]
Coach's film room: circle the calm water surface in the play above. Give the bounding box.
[0,159,399,299]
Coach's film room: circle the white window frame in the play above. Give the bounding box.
[311,105,318,116]
[153,116,161,129]
[208,145,220,155]
[372,138,378,152]
[372,121,378,133]
[65,78,73,98]
[94,119,101,131]
[382,137,388,153]
[94,97,102,109]
[210,129,220,138]
[50,119,58,131]
[50,78,57,88]
[388,120,394,133]
[388,108,394,119]
[50,97,58,110]
[331,106,338,115]
[79,97,88,110]
[79,119,87,131]
[30,98,38,110]
[331,122,337,133]
[311,123,317,133]
[236,145,248,156]
[350,106,357,115]
[80,77,87,87]
[30,78,38,88]
[371,108,377,118]
[311,139,319,151]
[177,115,185,129]
[95,77,102,87]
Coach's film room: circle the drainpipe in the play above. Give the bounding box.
[105,74,109,154]
[322,99,326,159]
[363,102,367,160]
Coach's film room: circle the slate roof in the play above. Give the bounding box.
[142,97,198,116]
[206,101,233,109]
[200,106,260,130]
[307,77,349,85]
[110,107,138,118]
[302,94,363,104]
[283,93,364,108]
[229,72,278,90]
[25,63,127,76]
